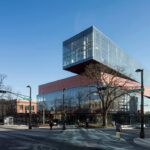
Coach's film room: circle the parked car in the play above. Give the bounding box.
[135,123,146,129]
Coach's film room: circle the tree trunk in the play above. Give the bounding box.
[78,100,80,109]
[102,111,108,127]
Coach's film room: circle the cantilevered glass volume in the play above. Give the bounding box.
[63,26,150,86]
[63,27,93,68]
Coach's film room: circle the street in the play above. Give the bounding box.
[0,127,150,150]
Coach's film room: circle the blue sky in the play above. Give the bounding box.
[0,0,150,99]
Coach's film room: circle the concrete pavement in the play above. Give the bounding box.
[0,125,150,150]
[134,138,150,149]
[0,124,28,129]
[0,124,76,130]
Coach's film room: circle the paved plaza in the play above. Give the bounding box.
[0,126,150,150]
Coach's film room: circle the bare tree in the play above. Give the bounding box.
[0,74,19,100]
[87,87,93,109]
[65,96,75,112]
[0,99,7,122]
[52,98,62,112]
[0,74,28,124]
[0,74,6,88]
[4,86,14,100]
[76,91,85,109]
[0,74,7,122]
[83,63,131,127]
[0,74,7,98]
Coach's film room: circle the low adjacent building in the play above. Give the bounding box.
[0,99,37,124]
[16,99,37,114]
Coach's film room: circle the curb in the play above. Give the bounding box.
[0,125,28,130]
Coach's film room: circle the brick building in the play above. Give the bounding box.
[0,99,37,124]
[16,99,37,114]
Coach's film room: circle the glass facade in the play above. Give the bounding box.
[37,85,150,114]
[37,26,150,123]
[37,85,99,111]
[63,26,150,87]
[63,27,93,67]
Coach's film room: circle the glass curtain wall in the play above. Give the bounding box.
[37,85,99,111]
[93,27,150,86]
[63,28,93,68]
[63,26,150,86]
[37,85,150,114]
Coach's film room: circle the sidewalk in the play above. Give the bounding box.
[134,138,150,149]
[0,124,28,130]
[0,124,77,130]
[38,124,77,130]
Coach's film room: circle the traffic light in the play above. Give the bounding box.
[0,90,6,93]
[138,110,142,114]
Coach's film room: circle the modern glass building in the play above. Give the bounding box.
[37,26,150,123]
[63,26,150,86]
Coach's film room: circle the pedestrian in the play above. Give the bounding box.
[116,123,122,140]
[77,119,80,127]
[49,120,53,130]
[85,119,89,128]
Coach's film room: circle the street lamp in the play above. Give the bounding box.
[26,85,32,130]
[25,110,28,125]
[135,69,144,138]
[62,88,66,130]
[43,96,45,125]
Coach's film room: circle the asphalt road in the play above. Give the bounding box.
[0,127,149,150]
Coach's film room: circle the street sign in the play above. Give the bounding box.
[127,88,144,93]
[23,98,32,101]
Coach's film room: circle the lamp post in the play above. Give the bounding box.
[43,97,45,125]
[62,88,66,130]
[43,106,45,125]
[25,110,27,125]
[26,85,32,130]
[135,69,144,138]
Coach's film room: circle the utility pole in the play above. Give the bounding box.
[135,69,144,138]
[25,110,27,125]
[43,97,45,125]
[62,88,66,130]
[27,85,32,130]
